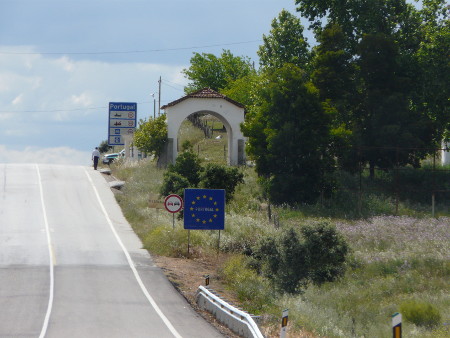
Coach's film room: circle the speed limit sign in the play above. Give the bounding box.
[164,194,183,213]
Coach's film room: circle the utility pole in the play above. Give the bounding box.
[158,76,161,116]
[150,93,156,119]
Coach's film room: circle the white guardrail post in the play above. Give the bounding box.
[196,285,264,338]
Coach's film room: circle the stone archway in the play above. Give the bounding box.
[161,88,246,165]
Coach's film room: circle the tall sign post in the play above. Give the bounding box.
[108,102,137,146]
[184,188,225,255]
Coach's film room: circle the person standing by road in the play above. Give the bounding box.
[92,147,101,170]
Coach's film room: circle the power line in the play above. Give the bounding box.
[162,79,185,89]
[0,101,153,113]
[0,40,262,56]
[162,81,184,92]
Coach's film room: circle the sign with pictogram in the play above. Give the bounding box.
[164,194,183,213]
[108,102,137,146]
[184,189,225,230]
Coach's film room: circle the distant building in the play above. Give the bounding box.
[443,141,450,166]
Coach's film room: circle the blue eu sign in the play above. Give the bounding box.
[184,189,225,230]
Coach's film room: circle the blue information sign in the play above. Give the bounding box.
[184,189,225,230]
[108,102,137,146]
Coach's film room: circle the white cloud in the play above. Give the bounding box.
[0,47,189,154]
[12,93,24,105]
[55,56,75,72]
[70,92,93,107]
[0,145,91,166]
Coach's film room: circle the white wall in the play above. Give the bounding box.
[443,141,450,166]
[165,97,245,165]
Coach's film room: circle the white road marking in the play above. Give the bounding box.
[36,164,55,338]
[84,169,183,338]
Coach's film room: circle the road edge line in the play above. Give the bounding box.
[84,169,183,338]
[37,164,55,338]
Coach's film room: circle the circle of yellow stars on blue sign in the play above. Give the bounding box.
[190,194,221,224]
[184,188,225,230]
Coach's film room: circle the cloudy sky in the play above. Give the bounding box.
[0,0,307,165]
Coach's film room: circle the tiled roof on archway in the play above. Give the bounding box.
[161,88,245,109]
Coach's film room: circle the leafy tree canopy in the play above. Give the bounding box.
[257,9,311,71]
[182,49,255,94]
[200,163,244,201]
[241,64,335,204]
[98,140,112,153]
[133,114,167,158]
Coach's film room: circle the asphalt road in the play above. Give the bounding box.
[0,163,223,338]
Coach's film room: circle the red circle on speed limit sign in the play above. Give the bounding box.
[164,194,183,213]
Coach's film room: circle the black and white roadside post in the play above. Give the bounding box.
[280,309,288,338]
[164,194,183,229]
[392,312,402,338]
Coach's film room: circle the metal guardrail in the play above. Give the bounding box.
[196,285,264,338]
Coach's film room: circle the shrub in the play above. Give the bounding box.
[220,255,274,313]
[252,222,349,294]
[169,150,203,186]
[200,163,244,201]
[399,300,442,329]
[159,172,190,197]
[301,222,349,285]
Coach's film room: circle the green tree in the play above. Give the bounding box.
[296,0,445,174]
[182,49,254,93]
[221,72,261,111]
[241,64,334,204]
[356,33,435,176]
[295,0,415,50]
[414,0,450,141]
[311,23,358,172]
[257,10,310,71]
[98,140,112,153]
[200,163,244,201]
[311,23,356,126]
[133,114,167,159]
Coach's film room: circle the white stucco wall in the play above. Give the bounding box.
[443,141,450,166]
[165,97,245,165]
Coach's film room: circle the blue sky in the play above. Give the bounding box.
[0,0,308,165]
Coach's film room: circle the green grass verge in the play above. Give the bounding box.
[110,125,449,337]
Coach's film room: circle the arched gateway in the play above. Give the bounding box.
[161,88,246,165]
